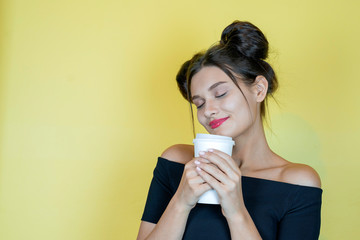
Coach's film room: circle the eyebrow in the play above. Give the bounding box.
[191,81,227,101]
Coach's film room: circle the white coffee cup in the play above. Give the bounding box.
[193,133,235,204]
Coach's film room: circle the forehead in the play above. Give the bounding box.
[190,66,232,91]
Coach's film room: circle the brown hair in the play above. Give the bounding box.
[176,21,278,135]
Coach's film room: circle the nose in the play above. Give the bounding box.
[203,99,219,118]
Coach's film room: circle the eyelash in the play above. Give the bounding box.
[216,92,227,98]
[196,92,227,109]
[196,104,204,109]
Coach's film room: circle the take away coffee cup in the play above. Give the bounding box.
[193,133,235,204]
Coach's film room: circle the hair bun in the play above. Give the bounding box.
[220,21,268,60]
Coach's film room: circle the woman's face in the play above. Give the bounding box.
[190,66,258,138]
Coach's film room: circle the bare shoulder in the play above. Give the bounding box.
[160,144,194,165]
[281,162,322,188]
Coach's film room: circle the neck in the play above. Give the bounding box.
[231,117,274,172]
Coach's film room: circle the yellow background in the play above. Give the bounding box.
[1,0,359,239]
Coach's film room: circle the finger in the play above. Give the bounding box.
[194,157,210,164]
[184,158,205,178]
[208,149,240,173]
[188,157,211,167]
[195,162,230,184]
[207,149,241,175]
[199,151,237,179]
[188,173,212,196]
[197,182,212,196]
[184,167,198,179]
[188,175,206,185]
[194,159,213,170]
[196,166,224,195]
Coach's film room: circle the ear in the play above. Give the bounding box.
[252,75,268,102]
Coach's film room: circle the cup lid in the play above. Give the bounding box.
[195,133,232,141]
[193,138,235,146]
[193,134,235,146]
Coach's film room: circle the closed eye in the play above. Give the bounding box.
[215,92,227,98]
[196,103,205,109]
[196,92,227,109]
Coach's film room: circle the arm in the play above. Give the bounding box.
[195,149,262,239]
[277,165,322,239]
[138,162,211,240]
[225,209,262,240]
[137,146,211,240]
[277,186,322,239]
[137,196,192,240]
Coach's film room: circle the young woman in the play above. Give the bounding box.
[137,21,322,240]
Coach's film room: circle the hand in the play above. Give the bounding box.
[173,158,212,211]
[195,149,245,218]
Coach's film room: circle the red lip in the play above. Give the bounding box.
[209,117,229,129]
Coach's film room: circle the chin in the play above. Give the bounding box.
[207,128,233,137]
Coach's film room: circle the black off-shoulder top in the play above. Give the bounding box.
[141,157,322,240]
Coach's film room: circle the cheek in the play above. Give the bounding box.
[196,109,205,123]
[223,95,244,112]
[196,110,210,129]
[225,95,254,120]
[226,99,239,111]
[235,99,257,122]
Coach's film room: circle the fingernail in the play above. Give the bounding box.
[208,149,214,152]
[199,151,205,156]
[195,160,200,165]
[196,166,202,171]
